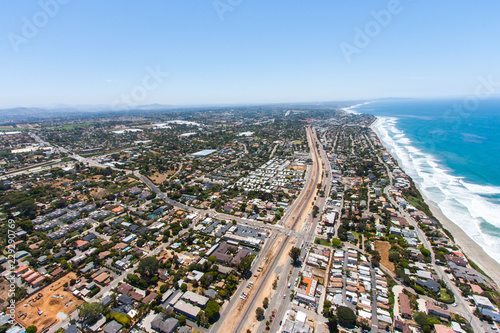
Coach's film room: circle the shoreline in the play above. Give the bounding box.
[370,117,500,286]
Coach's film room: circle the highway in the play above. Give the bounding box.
[35,125,331,333]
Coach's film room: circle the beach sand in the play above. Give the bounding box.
[370,120,500,286]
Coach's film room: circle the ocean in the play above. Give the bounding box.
[347,98,500,265]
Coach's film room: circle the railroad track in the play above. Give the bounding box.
[232,127,322,333]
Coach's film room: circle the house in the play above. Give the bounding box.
[130,291,143,302]
[472,295,497,310]
[427,301,451,320]
[14,250,29,260]
[37,255,47,265]
[151,315,179,333]
[53,248,67,259]
[100,295,113,307]
[82,233,98,242]
[444,254,467,267]
[399,293,411,319]
[389,227,402,236]
[103,320,123,333]
[181,291,209,308]
[98,251,111,260]
[205,289,217,299]
[88,315,107,332]
[211,242,250,266]
[416,279,440,293]
[94,272,111,285]
[117,294,134,306]
[433,325,454,333]
[64,325,80,333]
[51,267,64,277]
[117,283,133,295]
[173,299,201,319]
[480,308,500,323]
[394,319,411,333]
[81,262,95,274]
[142,292,158,304]
[75,240,89,250]
[123,234,137,243]
[14,265,29,275]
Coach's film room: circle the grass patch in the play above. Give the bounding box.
[5,160,59,174]
[44,123,93,130]
[0,127,26,132]
[314,238,331,246]
[438,288,454,304]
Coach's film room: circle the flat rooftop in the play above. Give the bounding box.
[192,149,217,156]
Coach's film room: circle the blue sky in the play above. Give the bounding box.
[1,0,500,107]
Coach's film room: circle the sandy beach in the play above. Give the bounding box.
[370,119,500,286]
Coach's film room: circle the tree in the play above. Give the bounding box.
[26,326,37,333]
[179,315,187,325]
[371,251,381,267]
[256,307,265,320]
[180,283,188,292]
[312,205,320,218]
[420,247,431,258]
[289,247,301,264]
[110,312,131,327]
[204,300,221,322]
[327,314,339,333]
[331,238,342,248]
[137,256,159,279]
[263,297,269,309]
[60,259,69,270]
[79,302,104,325]
[337,306,356,327]
[237,254,255,274]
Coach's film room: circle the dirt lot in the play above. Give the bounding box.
[374,240,395,272]
[0,279,10,309]
[49,178,74,188]
[288,165,307,171]
[238,235,297,333]
[16,273,83,331]
[149,171,176,185]
[90,187,113,200]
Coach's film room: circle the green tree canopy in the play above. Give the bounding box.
[204,300,221,322]
[137,256,159,279]
[331,238,342,248]
[289,247,301,263]
[256,307,265,320]
[337,306,356,327]
[26,326,37,333]
[237,254,255,274]
[79,302,104,325]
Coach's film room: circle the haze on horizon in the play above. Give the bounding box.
[1,0,500,108]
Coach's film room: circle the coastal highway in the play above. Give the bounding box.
[365,132,487,333]
[33,124,328,333]
[228,126,324,333]
[266,127,333,333]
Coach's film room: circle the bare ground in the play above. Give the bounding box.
[222,234,293,333]
[240,236,297,333]
[375,240,395,272]
[149,171,176,185]
[16,273,83,331]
